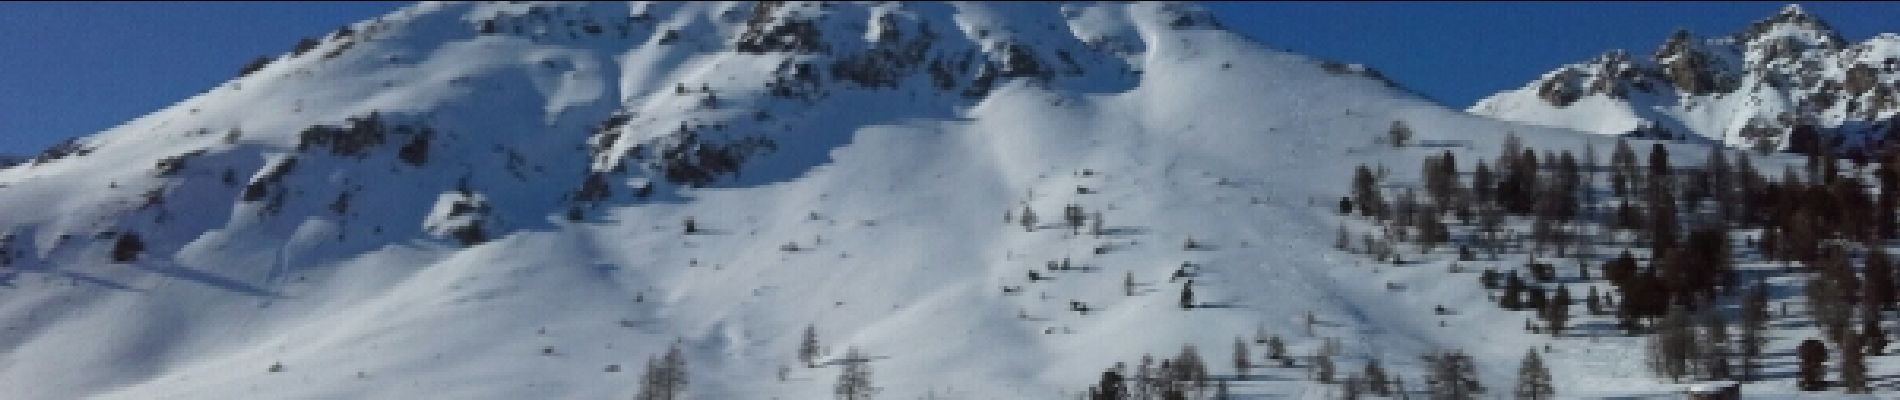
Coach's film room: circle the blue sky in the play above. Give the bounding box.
[2,2,1899,155]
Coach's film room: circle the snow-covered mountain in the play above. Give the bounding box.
[0,2,1840,399]
[1472,4,1900,155]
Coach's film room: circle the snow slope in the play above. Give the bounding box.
[1473,4,1900,154]
[0,2,1864,399]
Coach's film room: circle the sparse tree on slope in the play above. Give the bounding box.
[636,343,688,400]
[1514,349,1554,400]
[836,347,877,400]
[1426,349,1482,400]
[1232,337,1251,377]
[799,324,821,367]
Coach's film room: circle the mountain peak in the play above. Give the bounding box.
[1779,3,1808,17]
[1474,2,1900,153]
[1735,2,1845,49]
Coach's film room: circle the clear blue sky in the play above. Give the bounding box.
[4,2,1900,155]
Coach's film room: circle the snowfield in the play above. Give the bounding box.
[0,2,1880,399]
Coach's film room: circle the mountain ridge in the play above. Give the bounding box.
[0,2,1826,399]
[1471,3,1900,156]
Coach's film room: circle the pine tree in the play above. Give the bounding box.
[1312,346,1335,383]
[636,343,689,400]
[1501,271,1526,310]
[1611,138,1637,198]
[799,324,821,368]
[1739,280,1769,381]
[1647,143,1671,195]
[1124,272,1137,296]
[1513,349,1554,400]
[1699,309,1732,381]
[1179,281,1194,309]
[1585,286,1602,316]
[1232,337,1251,377]
[1364,358,1391,397]
[1473,161,1496,205]
[1090,367,1127,400]
[1809,248,1856,344]
[111,232,145,263]
[1388,120,1413,148]
[1336,224,1352,251]
[1267,335,1289,366]
[1544,286,1571,335]
[1020,205,1038,232]
[1173,344,1210,395]
[1424,151,1460,209]
[1860,301,1888,356]
[1796,339,1828,391]
[835,347,877,400]
[1426,349,1482,400]
[1647,304,1696,382]
[1353,165,1385,219]
[1865,249,1896,310]
[1066,204,1087,234]
[1842,332,1869,394]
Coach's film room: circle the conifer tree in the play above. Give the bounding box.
[1647,305,1696,381]
[1513,349,1554,400]
[1426,349,1482,400]
[1179,281,1195,309]
[111,232,145,263]
[1233,337,1251,377]
[1797,339,1828,391]
[799,324,821,367]
[636,343,689,400]
[1545,286,1571,335]
[1611,138,1637,198]
[1353,165,1385,219]
[1267,335,1288,366]
[835,347,877,400]
[1739,280,1769,381]
[1842,332,1869,394]
[1124,272,1137,296]
[1364,358,1391,397]
[1312,346,1335,383]
[1388,120,1413,148]
[1865,249,1895,310]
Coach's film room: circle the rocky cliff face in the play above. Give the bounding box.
[1473,4,1900,156]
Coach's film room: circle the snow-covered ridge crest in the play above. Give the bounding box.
[1472,3,1900,155]
[0,2,1658,399]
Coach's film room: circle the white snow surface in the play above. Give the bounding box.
[0,2,1870,399]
